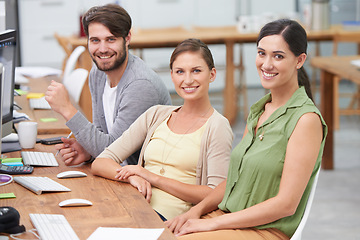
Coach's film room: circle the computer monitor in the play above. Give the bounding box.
[0,29,16,139]
[0,62,4,142]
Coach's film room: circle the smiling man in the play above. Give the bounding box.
[45,4,171,166]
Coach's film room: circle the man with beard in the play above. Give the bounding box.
[45,4,171,166]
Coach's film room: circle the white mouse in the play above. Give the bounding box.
[57,171,87,179]
[59,198,92,207]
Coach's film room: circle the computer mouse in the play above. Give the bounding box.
[57,171,87,179]
[59,198,92,207]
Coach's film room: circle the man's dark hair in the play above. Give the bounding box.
[82,4,132,39]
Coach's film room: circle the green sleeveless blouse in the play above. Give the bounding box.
[218,87,327,237]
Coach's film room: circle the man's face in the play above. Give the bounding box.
[87,22,128,72]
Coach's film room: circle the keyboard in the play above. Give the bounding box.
[14,176,71,195]
[29,97,51,109]
[30,213,79,240]
[21,151,59,167]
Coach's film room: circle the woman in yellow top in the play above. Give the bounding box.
[166,19,327,239]
[91,39,233,221]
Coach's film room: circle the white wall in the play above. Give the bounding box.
[0,1,5,32]
[239,0,296,86]
[121,0,238,92]
[18,0,357,90]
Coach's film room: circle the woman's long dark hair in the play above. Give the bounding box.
[257,19,313,100]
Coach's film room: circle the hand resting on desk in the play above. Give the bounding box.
[56,137,91,166]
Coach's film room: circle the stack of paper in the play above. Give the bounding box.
[87,228,164,240]
[16,66,62,78]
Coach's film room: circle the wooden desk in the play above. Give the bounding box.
[63,25,340,125]
[1,142,176,239]
[311,55,360,170]
[15,77,81,135]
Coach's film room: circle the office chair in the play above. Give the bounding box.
[54,33,73,71]
[290,168,321,240]
[332,30,360,129]
[63,68,89,104]
[62,46,86,82]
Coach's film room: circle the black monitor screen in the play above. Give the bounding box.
[0,30,16,137]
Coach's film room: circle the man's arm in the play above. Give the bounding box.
[67,80,165,158]
[45,80,78,121]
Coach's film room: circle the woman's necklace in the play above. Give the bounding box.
[258,125,266,141]
[258,101,272,141]
[159,106,212,175]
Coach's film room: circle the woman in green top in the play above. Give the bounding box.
[166,19,327,240]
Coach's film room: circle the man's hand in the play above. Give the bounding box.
[56,138,91,166]
[127,175,152,202]
[45,80,77,121]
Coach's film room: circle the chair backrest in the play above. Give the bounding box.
[54,32,72,56]
[63,68,89,104]
[63,46,86,81]
[54,33,73,71]
[290,168,321,240]
[332,31,360,56]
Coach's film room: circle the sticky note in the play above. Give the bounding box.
[1,158,22,163]
[0,193,16,199]
[26,93,45,99]
[2,162,23,166]
[40,118,58,122]
[15,89,28,95]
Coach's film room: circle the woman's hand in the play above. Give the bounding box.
[165,207,202,235]
[175,218,218,236]
[127,175,152,203]
[115,165,145,180]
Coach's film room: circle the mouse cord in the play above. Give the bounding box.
[9,229,40,240]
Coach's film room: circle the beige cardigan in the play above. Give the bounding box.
[97,105,233,188]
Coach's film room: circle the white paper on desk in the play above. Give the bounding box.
[350,59,360,67]
[16,66,62,78]
[87,227,164,240]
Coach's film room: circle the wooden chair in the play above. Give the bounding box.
[332,30,360,129]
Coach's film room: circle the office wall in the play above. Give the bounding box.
[16,0,359,89]
[122,0,238,92]
[0,1,5,32]
[18,0,79,67]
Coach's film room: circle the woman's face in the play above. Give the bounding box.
[255,34,306,91]
[171,51,216,101]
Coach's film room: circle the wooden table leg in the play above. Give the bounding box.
[320,70,334,169]
[224,40,237,125]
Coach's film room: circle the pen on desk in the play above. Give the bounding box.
[55,132,73,156]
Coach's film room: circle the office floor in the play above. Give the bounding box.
[173,83,360,240]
